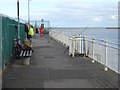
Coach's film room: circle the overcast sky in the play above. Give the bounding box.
[0,0,119,27]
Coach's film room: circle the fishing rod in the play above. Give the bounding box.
[77,27,88,37]
[48,30,64,43]
[42,28,52,40]
[64,27,88,53]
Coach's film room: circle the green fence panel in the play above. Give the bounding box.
[1,15,26,68]
[20,23,26,44]
[0,15,2,70]
[2,16,6,68]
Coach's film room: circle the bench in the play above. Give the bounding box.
[18,49,33,65]
[14,39,33,65]
[19,49,33,57]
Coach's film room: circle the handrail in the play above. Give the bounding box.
[66,35,119,49]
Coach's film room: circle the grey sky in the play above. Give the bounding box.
[0,0,119,27]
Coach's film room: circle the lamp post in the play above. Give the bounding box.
[28,0,31,28]
[17,0,20,39]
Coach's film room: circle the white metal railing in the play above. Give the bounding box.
[49,30,119,74]
[49,30,70,47]
[85,37,119,73]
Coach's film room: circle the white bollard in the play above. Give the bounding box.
[104,66,108,71]
[92,60,95,63]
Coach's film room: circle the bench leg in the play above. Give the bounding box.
[22,57,30,65]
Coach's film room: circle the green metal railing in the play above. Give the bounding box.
[0,14,26,69]
[0,15,2,70]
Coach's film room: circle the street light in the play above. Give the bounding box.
[17,0,20,39]
[28,0,31,28]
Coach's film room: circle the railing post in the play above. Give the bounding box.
[85,37,88,56]
[74,34,77,53]
[60,32,61,43]
[92,36,95,63]
[69,36,72,56]
[104,40,108,71]
[80,35,82,54]
[72,37,75,57]
[83,36,86,57]
[69,36,75,57]
[77,37,80,54]
[62,33,65,45]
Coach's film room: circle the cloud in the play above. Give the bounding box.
[1,0,27,3]
[93,16,102,22]
[111,15,118,20]
[0,0,118,27]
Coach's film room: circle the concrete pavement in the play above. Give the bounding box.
[2,34,119,89]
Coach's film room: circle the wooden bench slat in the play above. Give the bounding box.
[26,51,29,56]
[19,50,32,57]
[29,50,32,56]
[23,51,26,57]
[20,51,24,57]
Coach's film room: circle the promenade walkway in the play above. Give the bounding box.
[2,34,118,89]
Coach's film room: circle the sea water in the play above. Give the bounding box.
[52,27,118,46]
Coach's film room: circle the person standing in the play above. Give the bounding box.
[28,26,34,46]
[39,26,42,37]
[39,23,44,37]
[28,26,34,38]
[35,27,38,33]
[25,22,29,37]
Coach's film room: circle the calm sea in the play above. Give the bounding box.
[52,27,118,44]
